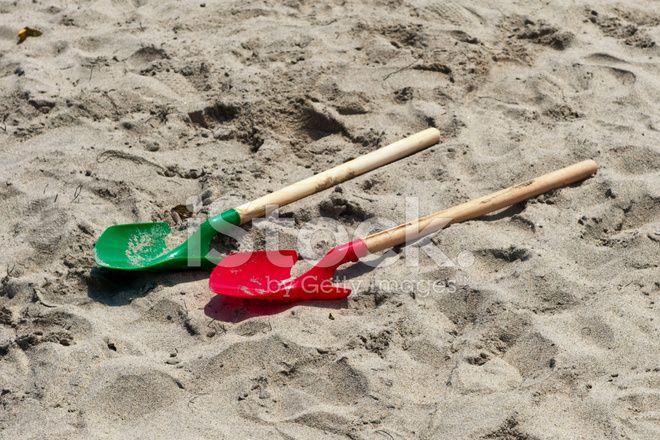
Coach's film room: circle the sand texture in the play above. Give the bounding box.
[1,1,659,439]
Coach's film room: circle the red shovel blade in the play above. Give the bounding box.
[209,240,368,303]
[209,250,298,299]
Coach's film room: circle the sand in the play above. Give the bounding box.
[1,1,659,438]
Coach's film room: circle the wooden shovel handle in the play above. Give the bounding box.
[363,160,599,253]
[234,128,441,222]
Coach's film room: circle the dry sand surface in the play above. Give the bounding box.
[1,0,659,438]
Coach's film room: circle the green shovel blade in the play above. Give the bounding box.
[94,209,241,270]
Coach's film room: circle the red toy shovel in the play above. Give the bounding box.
[209,160,598,302]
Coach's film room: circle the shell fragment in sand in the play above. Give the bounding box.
[17,27,42,44]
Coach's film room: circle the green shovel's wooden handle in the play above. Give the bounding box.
[233,128,441,223]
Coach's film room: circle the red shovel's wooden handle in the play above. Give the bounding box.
[363,160,599,253]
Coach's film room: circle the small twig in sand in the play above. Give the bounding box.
[374,430,395,440]
[95,149,166,173]
[102,91,118,113]
[72,184,82,202]
[89,64,94,82]
[475,96,519,106]
[382,60,418,81]
[35,290,58,308]
[187,392,210,408]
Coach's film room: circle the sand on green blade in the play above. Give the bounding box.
[94,209,241,270]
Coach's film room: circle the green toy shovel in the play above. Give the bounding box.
[94,128,441,270]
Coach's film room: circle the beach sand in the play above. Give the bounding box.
[1,1,659,438]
